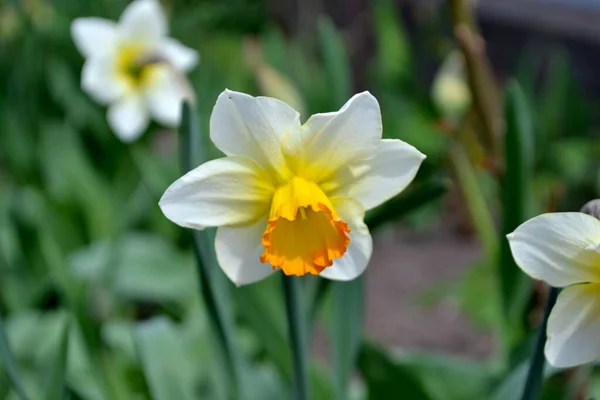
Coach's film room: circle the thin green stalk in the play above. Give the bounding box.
[180,102,239,399]
[282,275,310,400]
[0,313,30,400]
[520,286,559,400]
[449,142,497,258]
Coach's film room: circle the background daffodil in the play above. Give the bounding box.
[160,89,425,286]
[71,0,198,142]
[508,212,600,368]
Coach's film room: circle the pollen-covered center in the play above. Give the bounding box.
[115,44,159,90]
[260,177,350,276]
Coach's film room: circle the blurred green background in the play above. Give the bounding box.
[2,0,600,398]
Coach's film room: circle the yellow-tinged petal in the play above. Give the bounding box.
[282,91,381,182]
[210,90,299,183]
[260,177,350,276]
[321,139,425,211]
[159,156,274,230]
[545,283,600,367]
[507,212,600,287]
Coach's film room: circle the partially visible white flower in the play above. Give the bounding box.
[431,51,471,123]
[507,213,600,368]
[71,0,199,142]
[159,89,425,286]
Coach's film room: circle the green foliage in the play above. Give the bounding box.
[1,0,599,398]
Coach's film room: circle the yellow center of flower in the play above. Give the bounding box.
[260,177,350,276]
[115,44,159,90]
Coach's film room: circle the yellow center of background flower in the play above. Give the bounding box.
[116,44,159,90]
[260,177,350,276]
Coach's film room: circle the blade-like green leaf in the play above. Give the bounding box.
[282,276,310,400]
[519,287,559,400]
[318,17,351,107]
[0,313,29,400]
[500,80,535,343]
[332,279,363,400]
[45,316,70,400]
[180,102,240,399]
[135,318,197,400]
[358,342,433,400]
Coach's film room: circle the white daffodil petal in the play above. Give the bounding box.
[319,198,373,281]
[119,0,167,44]
[326,139,426,211]
[160,38,199,72]
[215,216,275,286]
[159,156,274,230]
[107,95,149,142]
[145,65,186,127]
[81,57,127,104]
[71,18,118,58]
[545,283,600,367]
[294,91,381,182]
[507,212,600,287]
[210,90,300,178]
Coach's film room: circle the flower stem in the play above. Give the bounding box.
[180,102,240,400]
[282,275,311,400]
[520,286,559,400]
[0,313,30,400]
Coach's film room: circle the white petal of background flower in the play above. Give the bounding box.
[215,216,275,286]
[82,57,127,104]
[145,65,186,127]
[209,90,299,180]
[71,18,118,58]
[293,91,382,182]
[159,156,274,230]
[319,198,372,281]
[107,95,149,142]
[161,38,199,72]
[324,139,426,211]
[119,0,167,44]
[507,213,600,287]
[545,283,600,367]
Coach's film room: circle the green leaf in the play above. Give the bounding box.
[358,342,433,400]
[318,17,351,107]
[500,80,535,343]
[282,275,310,400]
[391,351,492,400]
[371,0,411,86]
[0,313,30,400]
[332,279,363,400]
[70,233,197,303]
[135,318,197,400]
[180,102,240,399]
[234,277,291,380]
[45,316,70,400]
[489,357,560,400]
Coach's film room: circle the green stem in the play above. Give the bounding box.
[0,313,30,400]
[180,102,239,399]
[520,286,559,400]
[282,275,310,400]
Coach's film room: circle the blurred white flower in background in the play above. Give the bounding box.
[159,90,425,286]
[71,0,198,142]
[508,212,600,368]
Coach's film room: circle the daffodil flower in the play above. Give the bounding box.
[71,0,198,142]
[508,212,600,367]
[160,90,425,286]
